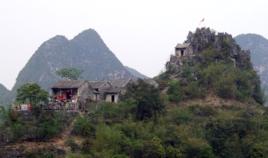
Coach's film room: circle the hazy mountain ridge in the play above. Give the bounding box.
[0,84,9,106]
[125,66,148,79]
[0,29,148,104]
[235,34,268,93]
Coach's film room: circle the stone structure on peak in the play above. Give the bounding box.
[175,43,193,57]
[166,27,253,73]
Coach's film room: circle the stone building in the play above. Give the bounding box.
[89,80,120,103]
[51,80,93,106]
[175,43,193,57]
[51,79,132,105]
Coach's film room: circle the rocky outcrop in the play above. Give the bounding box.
[166,28,253,73]
[161,27,263,104]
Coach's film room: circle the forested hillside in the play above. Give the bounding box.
[0,28,267,158]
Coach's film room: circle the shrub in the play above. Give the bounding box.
[93,124,125,154]
[36,117,61,139]
[205,117,256,157]
[94,102,135,123]
[65,138,80,152]
[215,75,236,99]
[142,137,165,158]
[247,142,268,158]
[167,80,182,103]
[123,79,165,120]
[81,138,93,154]
[165,146,183,158]
[72,116,95,137]
[184,138,215,158]
[169,108,193,124]
[11,122,26,140]
[183,81,204,99]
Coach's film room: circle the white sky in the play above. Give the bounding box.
[0,0,268,89]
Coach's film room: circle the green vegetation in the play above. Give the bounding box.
[163,48,264,105]
[25,147,65,158]
[56,67,83,80]
[0,78,267,158]
[122,79,164,120]
[0,109,75,142]
[167,80,182,103]
[0,34,266,157]
[69,103,268,158]
[16,83,48,106]
[0,83,76,144]
[66,81,268,158]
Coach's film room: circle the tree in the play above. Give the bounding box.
[56,68,83,80]
[16,83,48,106]
[123,79,164,120]
[0,106,9,126]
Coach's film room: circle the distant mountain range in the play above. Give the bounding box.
[235,34,268,97]
[0,29,146,105]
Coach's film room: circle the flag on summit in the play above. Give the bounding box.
[198,18,205,28]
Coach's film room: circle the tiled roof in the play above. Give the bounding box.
[51,80,86,89]
[175,43,190,49]
[109,79,132,88]
[51,79,132,92]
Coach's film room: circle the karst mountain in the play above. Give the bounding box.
[0,29,146,105]
[235,34,268,97]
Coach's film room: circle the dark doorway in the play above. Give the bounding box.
[111,95,115,103]
[66,91,72,100]
[181,50,184,56]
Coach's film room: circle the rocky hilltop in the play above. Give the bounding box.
[160,28,263,104]
[2,29,147,104]
[166,28,252,73]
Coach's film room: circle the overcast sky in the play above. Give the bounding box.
[0,0,268,89]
